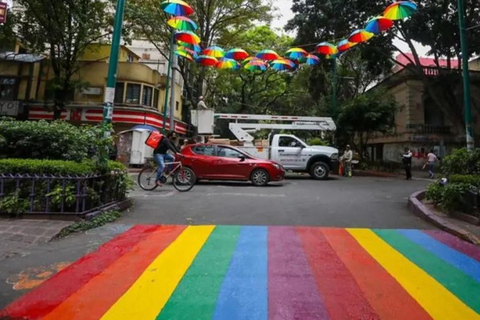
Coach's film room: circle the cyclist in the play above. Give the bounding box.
[154,131,180,187]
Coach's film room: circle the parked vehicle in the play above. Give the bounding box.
[180,144,285,186]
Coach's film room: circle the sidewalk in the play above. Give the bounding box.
[0,219,74,260]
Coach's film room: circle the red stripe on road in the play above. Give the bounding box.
[42,225,186,320]
[425,230,480,263]
[0,225,158,319]
[296,227,380,320]
[322,229,433,320]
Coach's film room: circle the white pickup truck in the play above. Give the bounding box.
[238,134,339,180]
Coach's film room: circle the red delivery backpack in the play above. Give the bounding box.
[145,131,164,149]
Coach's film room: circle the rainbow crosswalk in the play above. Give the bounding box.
[2,225,480,320]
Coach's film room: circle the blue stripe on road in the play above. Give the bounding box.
[399,229,480,283]
[213,226,268,320]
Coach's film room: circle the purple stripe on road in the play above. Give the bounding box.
[424,230,480,263]
[268,226,330,320]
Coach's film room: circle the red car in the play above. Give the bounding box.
[180,144,285,186]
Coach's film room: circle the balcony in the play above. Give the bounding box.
[406,124,451,134]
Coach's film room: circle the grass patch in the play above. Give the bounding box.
[57,210,122,238]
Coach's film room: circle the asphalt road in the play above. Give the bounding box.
[125,175,432,228]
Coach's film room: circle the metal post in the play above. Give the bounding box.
[169,43,177,133]
[332,57,337,119]
[101,0,126,164]
[162,30,175,134]
[458,0,475,150]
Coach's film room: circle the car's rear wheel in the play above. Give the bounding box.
[310,162,329,180]
[251,169,270,186]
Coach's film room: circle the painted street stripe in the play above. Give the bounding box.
[43,225,186,320]
[399,230,480,283]
[100,225,215,320]
[323,229,432,320]
[213,226,268,320]
[156,226,241,320]
[375,230,480,314]
[297,227,380,320]
[0,225,158,319]
[268,226,330,320]
[349,229,480,320]
[425,230,480,263]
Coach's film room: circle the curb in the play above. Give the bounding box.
[354,170,401,178]
[408,190,480,245]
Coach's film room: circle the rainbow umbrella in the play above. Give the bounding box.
[256,49,280,61]
[304,54,320,66]
[175,50,193,61]
[160,0,194,16]
[178,41,201,53]
[271,59,295,71]
[384,1,417,20]
[196,55,218,67]
[225,48,249,61]
[365,16,393,34]
[348,29,374,43]
[216,58,240,69]
[178,46,198,59]
[174,31,200,45]
[244,59,268,71]
[337,39,357,52]
[315,42,338,55]
[202,46,225,58]
[286,48,308,60]
[242,56,258,65]
[167,16,198,31]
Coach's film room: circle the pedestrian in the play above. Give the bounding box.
[402,147,413,180]
[425,149,438,179]
[340,145,353,177]
[197,96,208,110]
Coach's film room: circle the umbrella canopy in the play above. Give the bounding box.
[175,49,194,61]
[242,56,259,65]
[348,29,374,43]
[244,59,268,71]
[271,59,295,71]
[315,42,338,55]
[286,48,308,60]
[256,49,280,61]
[365,16,393,34]
[225,48,249,61]
[202,46,225,58]
[337,39,357,52]
[216,58,240,69]
[384,1,417,20]
[160,0,194,16]
[174,31,200,45]
[304,54,320,66]
[131,125,159,132]
[178,46,198,59]
[167,16,198,31]
[196,55,218,66]
[178,41,201,53]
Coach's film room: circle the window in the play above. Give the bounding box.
[175,101,179,111]
[114,82,124,104]
[0,78,17,100]
[154,89,159,109]
[142,86,153,106]
[279,136,303,148]
[217,147,244,159]
[191,145,216,156]
[125,83,141,104]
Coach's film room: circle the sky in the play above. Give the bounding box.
[269,0,430,57]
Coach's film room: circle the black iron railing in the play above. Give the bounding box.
[406,124,451,134]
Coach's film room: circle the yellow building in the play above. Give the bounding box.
[0,44,187,134]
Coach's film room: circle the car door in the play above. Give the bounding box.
[214,146,253,179]
[276,136,304,169]
[189,145,217,178]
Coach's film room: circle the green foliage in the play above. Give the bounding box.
[307,138,329,146]
[0,119,113,162]
[57,210,123,238]
[0,192,30,216]
[441,148,480,176]
[0,159,95,175]
[426,183,476,214]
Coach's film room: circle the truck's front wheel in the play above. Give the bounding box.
[310,162,329,180]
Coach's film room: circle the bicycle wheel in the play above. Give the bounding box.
[173,167,196,192]
[138,167,158,191]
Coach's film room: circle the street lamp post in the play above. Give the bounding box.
[101,0,126,164]
[457,0,475,150]
[332,58,337,119]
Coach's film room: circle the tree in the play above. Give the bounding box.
[12,0,113,119]
[337,89,398,157]
[0,9,18,51]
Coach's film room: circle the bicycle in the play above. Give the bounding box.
[137,155,196,192]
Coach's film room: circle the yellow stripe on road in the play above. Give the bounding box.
[100,225,215,320]
[348,229,480,320]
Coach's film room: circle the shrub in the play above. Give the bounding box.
[307,138,329,146]
[0,119,113,162]
[441,148,480,176]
